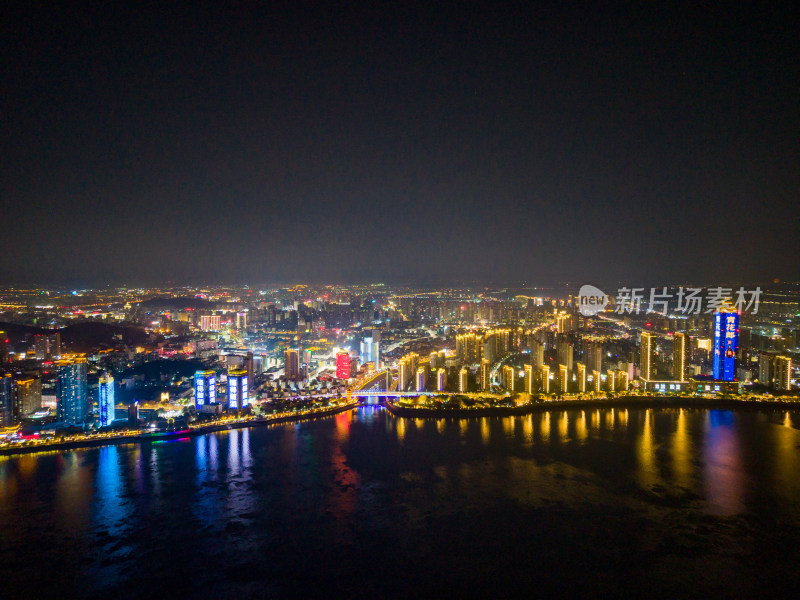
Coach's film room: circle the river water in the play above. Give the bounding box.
[2,407,800,598]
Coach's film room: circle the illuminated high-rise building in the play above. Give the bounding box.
[559,364,568,393]
[227,368,249,409]
[587,342,603,373]
[336,351,351,379]
[360,336,380,368]
[284,349,300,379]
[194,370,217,409]
[607,369,616,392]
[529,340,544,369]
[459,368,468,393]
[576,362,586,393]
[235,311,247,329]
[524,364,534,393]
[673,332,689,382]
[436,368,447,392]
[398,358,410,391]
[541,365,550,393]
[480,358,491,390]
[616,370,628,391]
[556,335,573,373]
[592,370,601,392]
[775,356,792,391]
[244,352,255,389]
[456,333,481,364]
[502,365,515,392]
[416,367,426,392]
[200,314,221,331]
[640,332,655,381]
[98,373,115,427]
[712,311,738,381]
[57,358,88,424]
[14,377,41,417]
[34,332,61,359]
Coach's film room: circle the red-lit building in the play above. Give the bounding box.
[336,352,351,380]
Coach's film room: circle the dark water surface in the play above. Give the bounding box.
[3,407,800,598]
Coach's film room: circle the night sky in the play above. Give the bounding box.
[3,3,798,286]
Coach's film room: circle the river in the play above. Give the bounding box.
[2,407,800,598]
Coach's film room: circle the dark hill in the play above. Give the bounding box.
[0,321,155,352]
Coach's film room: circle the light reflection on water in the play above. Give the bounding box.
[1,407,800,596]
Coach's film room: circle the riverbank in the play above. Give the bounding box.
[384,395,800,418]
[0,401,359,457]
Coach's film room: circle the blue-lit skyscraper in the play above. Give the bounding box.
[360,336,380,367]
[227,369,249,409]
[713,311,738,381]
[194,370,216,409]
[57,359,88,424]
[99,373,115,427]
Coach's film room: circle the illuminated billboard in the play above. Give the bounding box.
[713,311,738,381]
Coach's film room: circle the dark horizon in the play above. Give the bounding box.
[3,3,798,286]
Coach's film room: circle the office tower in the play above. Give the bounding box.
[194,370,217,409]
[607,369,616,392]
[201,314,221,331]
[557,314,567,334]
[713,311,738,381]
[437,368,447,392]
[57,358,88,424]
[235,312,247,329]
[360,336,380,367]
[559,364,568,393]
[640,332,655,381]
[502,365,515,392]
[524,364,534,393]
[592,370,601,392]
[416,367,426,392]
[0,375,12,426]
[430,352,440,370]
[459,368,468,393]
[774,356,792,391]
[336,351,351,379]
[34,332,61,359]
[228,369,249,409]
[480,358,491,390]
[98,373,115,427]
[576,362,586,393]
[673,333,689,381]
[541,365,550,393]
[284,349,300,379]
[616,370,629,391]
